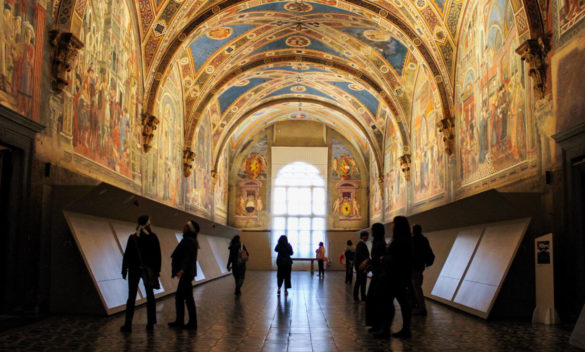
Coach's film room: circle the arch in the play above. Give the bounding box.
[183,54,409,150]
[212,97,384,179]
[142,0,455,123]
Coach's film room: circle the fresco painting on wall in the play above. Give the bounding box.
[332,181,361,221]
[236,179,263,220]
[235,151,267,220]
[0,0,45,121]
[185,113,213,217]
[558,0,585,36]
[238,152,267,180]
[70,0,141,179]
[383,120,406,217]
[412,66,445,203]
[144,64,184,207]
[456,0,528,188]
[214,151,229,224]
[331,138,361,222]
[370,154,382,222]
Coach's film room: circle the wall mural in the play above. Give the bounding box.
[37,0,143,192]
[71,0,142,179]
[455,0,529,191]
[383,120,406,218]
[331,137,361,223]
[412,65,445,203]
[144,64,184,208]
[236,152,267,220]
[0,0,46,121]
[557,0,585,41]
[369,151,382,223]
[230,133,269,228]
[185,112,213,217]
[214,149,229,224]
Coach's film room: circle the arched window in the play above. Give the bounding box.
[272,162,326,258]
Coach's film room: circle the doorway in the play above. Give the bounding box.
[0,146,11,313]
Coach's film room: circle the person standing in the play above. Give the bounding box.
[353,231,370,302]
[344,240,355,284]
[411,224,434,316]
[373,216,413,339]
[316,242,326,278]
[227,235,249,296]
[366,223,387,330]
[120,215,161,332]
[169,220,200,330]
[275,235,293,295]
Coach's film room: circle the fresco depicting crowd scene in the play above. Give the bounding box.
[411,66,445,203]
[456,0,529,188]
[70,0,142,179]
[0,0,44,120]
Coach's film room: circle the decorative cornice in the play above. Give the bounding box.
[141,114,159,153]
[49,30,84,93]
[516,36,550,100]
[182,147,196,177]
[211,169,218,186]
[0,105,45,138]
[399,154,411,182]
[436,116,455,155]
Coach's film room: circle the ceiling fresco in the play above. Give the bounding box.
[103,0,535,174]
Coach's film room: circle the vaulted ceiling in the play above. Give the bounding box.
[122,0,538,172]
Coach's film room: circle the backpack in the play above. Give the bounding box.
[424,238,435,267]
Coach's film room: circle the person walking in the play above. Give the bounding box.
[169,220,200,330]
[373,216,413,339]
[120,215,161,332]
[353,231,370,302]
[344,240,355,284]
[227,235,249,296]
[316,242,326,278]
[411,224,434,316]
[366,223,387,330]
[275,235,293,295]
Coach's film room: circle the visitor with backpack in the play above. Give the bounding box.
[411,224,434,316]
[227,235,249,296]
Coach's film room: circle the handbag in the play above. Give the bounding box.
[237,244,249,264]
[133,234,160,289]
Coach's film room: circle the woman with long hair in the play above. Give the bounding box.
[275,235,294,295]
[169,220,200,330]
[227,235,249,295]
[373,216,413,339]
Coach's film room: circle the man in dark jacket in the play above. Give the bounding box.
[121,215,161,332]
[344,240,355,284]
[169,220,200,329]
[353,231,370,302]
[411,224,434,316]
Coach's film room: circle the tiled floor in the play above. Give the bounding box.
[0,271,578,351]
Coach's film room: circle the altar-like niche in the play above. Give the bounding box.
[236,179,263,220]
[333,181,361,221]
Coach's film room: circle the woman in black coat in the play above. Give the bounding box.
[120,215,161,333]
[365,223,387,330]
[227,235,249,295]
[275,235,293,295]
[168,220,200,330]
[373,216,413,339]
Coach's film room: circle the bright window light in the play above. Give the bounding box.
[272,162,326,258]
